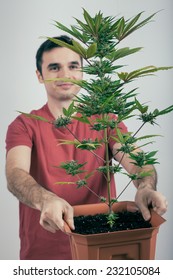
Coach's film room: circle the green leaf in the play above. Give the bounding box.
[45,37,87,58]
[17,111,51,123]
[72,39,87,57]
[44,77,84,87]
[95,11,102,33]
[74,18,91,33]
[136,134,162,141]
[116,128,125,143]
[45,37,77,52]
[53,21,89,43]
[86,43,97,58]
[156,105,173,116]
[122,12,157,40]
[107,47,142,62]
[76,142,101,150]
[55,182,75,185]
[124,12,143,33]
[83,8,96,34]
[63,101,76,117]
[54,21,82,40]
[117,72,129,81]
[57,139,80,146]
[116,17,125,39]
[135,98,148,113]
[72,116,91,124]
[118,66,173,82]
[59,160,87,176]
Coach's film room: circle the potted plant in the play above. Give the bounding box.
[21,9,173,259]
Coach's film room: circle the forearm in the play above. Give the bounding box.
[6,167,53,211]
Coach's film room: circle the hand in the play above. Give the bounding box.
[39,192,75,233]
[135,186,168,221]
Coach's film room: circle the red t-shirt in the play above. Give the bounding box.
[6,103,127,259]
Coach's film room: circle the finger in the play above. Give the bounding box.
[64,207,75,230]
[40,218,57,233]
[152,197,168,216]
[153,203,168,216]
[137,203,151,221]
[63,222,72,234]
[127,201,139,212]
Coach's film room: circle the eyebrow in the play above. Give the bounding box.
[70,61,81,66]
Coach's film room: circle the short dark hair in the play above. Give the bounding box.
[36,35,80,75]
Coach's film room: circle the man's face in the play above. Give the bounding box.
[36,47,83,101]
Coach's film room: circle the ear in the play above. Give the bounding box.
[36,70,44,83]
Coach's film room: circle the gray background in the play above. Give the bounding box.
[0,0,172,259]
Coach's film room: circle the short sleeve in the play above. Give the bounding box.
[6,115,33,153]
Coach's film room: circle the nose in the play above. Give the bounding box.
[58,67,71,78]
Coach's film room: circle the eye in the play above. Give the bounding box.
[69,64,80,70]
[51,66,59,71]
[48,64,60,71]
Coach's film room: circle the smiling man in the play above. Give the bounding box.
[5,35,167,260]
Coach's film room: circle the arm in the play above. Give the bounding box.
[6,145,74,232]
[113,143,167,220]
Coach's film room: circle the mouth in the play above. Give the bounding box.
[56,83,73,89]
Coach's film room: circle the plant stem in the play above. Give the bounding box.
[75,174,105,202]
[115,179,133,200]
[104,124,112,214]
[132,122,145,138]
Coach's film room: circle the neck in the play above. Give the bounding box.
[47,99,74,119]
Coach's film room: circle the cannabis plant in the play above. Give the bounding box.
[22,9,173,226]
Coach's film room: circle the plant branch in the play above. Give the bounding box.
[116,179,133,200]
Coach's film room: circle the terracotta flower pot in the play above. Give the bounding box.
[65,201,165,260]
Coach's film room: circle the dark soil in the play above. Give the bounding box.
[73,211,152,235]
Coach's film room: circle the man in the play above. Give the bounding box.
[5,35,167,260]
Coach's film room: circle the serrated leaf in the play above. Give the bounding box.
[55,182,75,185]
[72,116,91,124]
[116,128,125,143]
[57,139,80,146]
[74,18,91,33]
[95,11,102,32]
[63,101,76,117]
[124,12,143,33]
[45,37,77,52]
[135,98,147,113]
[122,12,157,40]
[156,105,173,116]
[107,47,142,62]
[44,78,84,87]
[119,66,173,82]
[116,17,125,38]
[84,171,95,180]
[72,39,87,57]
[17,111,50,123]
[147,150,158,157]
[54,21,81,40]
[136,134,162,141]
[86,43,97,58]
[83,8,96,34]
[117,72,129,81]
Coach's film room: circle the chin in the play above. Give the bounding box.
[58,93,74,101]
